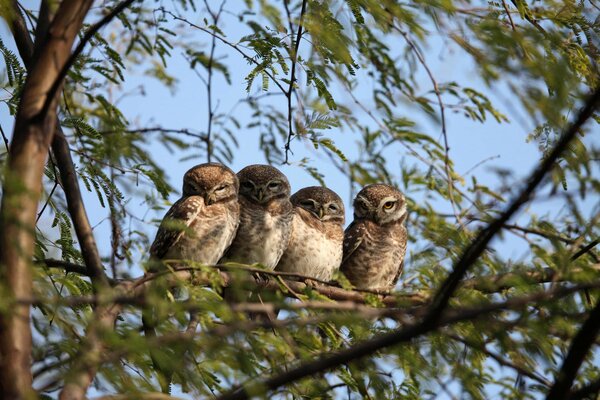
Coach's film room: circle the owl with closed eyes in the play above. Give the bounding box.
[145,163,239,391]
[276,186,345,281]
[340,184,408,291]
[149,163,240,266]
[220,164,294,269]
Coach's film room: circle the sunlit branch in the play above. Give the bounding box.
[9,0,110,288]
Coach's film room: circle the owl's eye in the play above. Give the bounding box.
[328,204,339,212]
[268,181,281,190]
[383,201,396,210]
[215,184,228,192]
[299,200,314,208]
[240,181,253,190]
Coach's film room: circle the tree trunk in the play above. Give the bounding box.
[0,2,93,398]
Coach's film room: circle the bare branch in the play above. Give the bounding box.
[393,24,463,228]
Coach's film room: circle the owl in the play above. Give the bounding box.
[149,163,240,267]
[145,163,239,391]
[220,164,294,269]
[340,184,408,291]
[276,186,345,281]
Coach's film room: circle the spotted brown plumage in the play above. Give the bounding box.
[276,186,345,281]
[145,163,240,391]
[340,183,408,291]
[149,163,240,266]
[220,164,293,269]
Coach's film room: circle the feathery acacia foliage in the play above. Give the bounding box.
[0,0,599,399]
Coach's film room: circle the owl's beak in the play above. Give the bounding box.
[318,207,325,219]
[256,188,264,202]
[206,193,217,205]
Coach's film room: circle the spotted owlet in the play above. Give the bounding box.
[340,184,408,291]
[145,163,239,391]
[276,186,345,281]
[149,163,240,267]
[221,164,294,268]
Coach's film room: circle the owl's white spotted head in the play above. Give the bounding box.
[291,186,345,225]
[182,163,239,205]
[237,164,291,204]
[353,183,407,225]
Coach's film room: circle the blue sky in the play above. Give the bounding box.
[1,1,599,397]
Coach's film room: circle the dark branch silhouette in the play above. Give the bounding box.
[215,87,600,400]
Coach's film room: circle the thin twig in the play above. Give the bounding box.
[501,0,516,30]
[0,123,9,152]
[36,180,59,223]
[447,333,551,386]
[201,0,226,162]
[394,24,463,228]
[162,9,287,94]
[283,0,308,164]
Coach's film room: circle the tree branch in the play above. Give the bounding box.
[446,333,551,386]
[37,0,140,121]
[9,0,110,289]
[545,298,600,399]
[0,1,94,397]
[216,281,600,400]
[93,394,185,400]
[570,376,600,400]
[283,0,307,163]
[214,87,600,400]
[424,87,600,326]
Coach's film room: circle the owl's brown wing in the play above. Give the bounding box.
[390,226,408,286]
[391,260,404,287]
[341,221,367,265]
[150,196,205,259]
